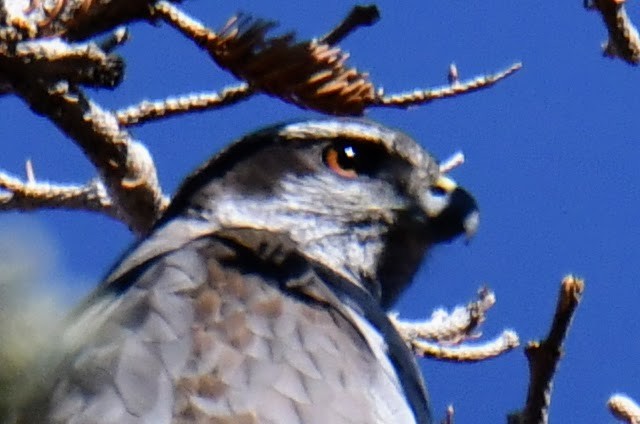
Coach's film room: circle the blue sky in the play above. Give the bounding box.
[1,1,639,422]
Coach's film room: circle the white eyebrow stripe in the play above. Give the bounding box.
[279,120,390,144]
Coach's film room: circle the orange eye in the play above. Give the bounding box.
[323,144,359,178]
[322,141,387,179]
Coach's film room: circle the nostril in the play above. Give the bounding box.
[429,186,448,197]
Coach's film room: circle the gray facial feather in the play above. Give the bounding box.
[170,118,476,307]
[206,170,405,298]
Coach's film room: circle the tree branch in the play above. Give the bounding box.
[0,169,118,218]
[152,2,522,116]
[2,74,165,234]
[319,4,380,45]
[373,62,523,109]
[408,330,519,362]
[585,0,640,65]
[508,275,585,424]
[392,288,519,362]
[609,394,640,424]
[115,84,253,127]
[1,0,174,41]
[10,37,124,87]
[393,287,496,344]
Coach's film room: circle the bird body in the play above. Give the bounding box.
[20,119,478,424]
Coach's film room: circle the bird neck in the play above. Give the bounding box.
[208,192,387,302]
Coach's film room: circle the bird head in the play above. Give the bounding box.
[161,119,478,308]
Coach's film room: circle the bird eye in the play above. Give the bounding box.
[322,142,384,179]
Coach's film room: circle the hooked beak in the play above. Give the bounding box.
[423,175,479,242]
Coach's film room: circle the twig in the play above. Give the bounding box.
[586,0,640,65]
[508,275,585,424]
[11,37,124,87]
[0,170,117,218]
[392,287,496,344]
[443,405,455,424]
[152,1,214,47]
[374,62,523,109]
[391,288,518,362]
[97,26,129,54]
[24,160,35,185]
[447,63,459,85]
[320,5,380,45]
[609,394,640,424]
[439,151,465,174]
[115,84,253,127]
[0,26,127,93]
[408,330,519,362]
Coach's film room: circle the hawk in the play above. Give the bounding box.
[21,119,478,424]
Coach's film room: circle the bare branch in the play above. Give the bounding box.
[0,27,126,93]
[0,4,170,233]
[442,405,455,424]
[153,2,521,116]
[408,330,519,362]
[96,26,129,53]
[439,151,465,174]
[151,1,213,46]
[586,0,640,65]
[115,84,253,127]
[392,287,496,344]
[2,76,165,233]
[2,0,171,41]
[320,4,380,45]
[391,288,518,362]
[12,37,124,87]
[24,159,35,184]
[153,2,377,116]
[0,170,117,218]
[609,394,640,424]
[373,62,523,109]
[509,275,585,424]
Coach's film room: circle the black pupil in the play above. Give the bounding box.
[337,144,359,171]
[332,141,386,176]
[323,141,387,177]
